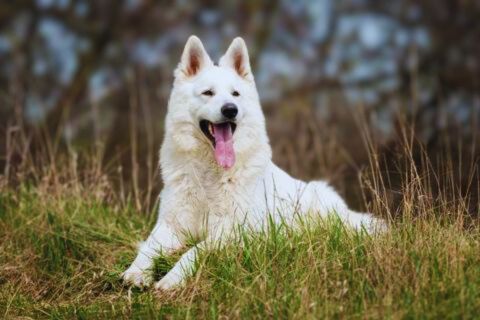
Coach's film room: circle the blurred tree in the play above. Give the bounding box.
[0,0,479,191]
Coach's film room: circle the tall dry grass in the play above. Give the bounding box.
[0,90,479,317]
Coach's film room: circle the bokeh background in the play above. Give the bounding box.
[0,0,479,212]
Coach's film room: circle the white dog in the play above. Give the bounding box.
[123,36,383,290]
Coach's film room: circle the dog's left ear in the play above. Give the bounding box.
[219,37,253,81]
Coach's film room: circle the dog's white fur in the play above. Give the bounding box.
[123,36,383,290]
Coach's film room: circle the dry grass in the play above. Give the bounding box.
[0,105,479,318]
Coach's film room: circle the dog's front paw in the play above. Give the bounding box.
[154,272,183,291]
[122,265,153,288]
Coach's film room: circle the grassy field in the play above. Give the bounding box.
[1,182,479,319]
[0,114,479,319]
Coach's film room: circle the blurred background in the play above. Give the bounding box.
[0,0,479,212]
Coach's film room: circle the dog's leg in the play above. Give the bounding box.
[305,181,386,233]
[154,241,205,291]
[123,222,182,288]
[342,210,387,233]
[154,223,240,290]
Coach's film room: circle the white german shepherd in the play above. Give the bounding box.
[123,36,383,290]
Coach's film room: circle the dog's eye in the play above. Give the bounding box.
[202,90,214,96]
[232,90,240,97]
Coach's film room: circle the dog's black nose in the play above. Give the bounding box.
[221,103,238,119]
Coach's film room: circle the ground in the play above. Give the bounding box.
[1,185,479,319]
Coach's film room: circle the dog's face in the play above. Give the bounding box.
[167,36,267,170]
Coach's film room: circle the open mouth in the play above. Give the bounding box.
[199,120,237,169]
[200,120,237,147]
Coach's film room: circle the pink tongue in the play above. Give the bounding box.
[213,123,235,169]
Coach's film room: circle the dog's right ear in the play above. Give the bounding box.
[175,36,213,79]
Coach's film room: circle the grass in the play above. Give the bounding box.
[1,183,479,319]
[0,108,478,318]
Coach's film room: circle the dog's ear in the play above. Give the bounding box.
[175,36,213,78]
[219,37,253,81]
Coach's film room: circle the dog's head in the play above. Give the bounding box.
[166,36,268,170]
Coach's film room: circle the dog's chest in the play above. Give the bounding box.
[204,178,245,212]
[164,155,267,226]
[189,168,256,215]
